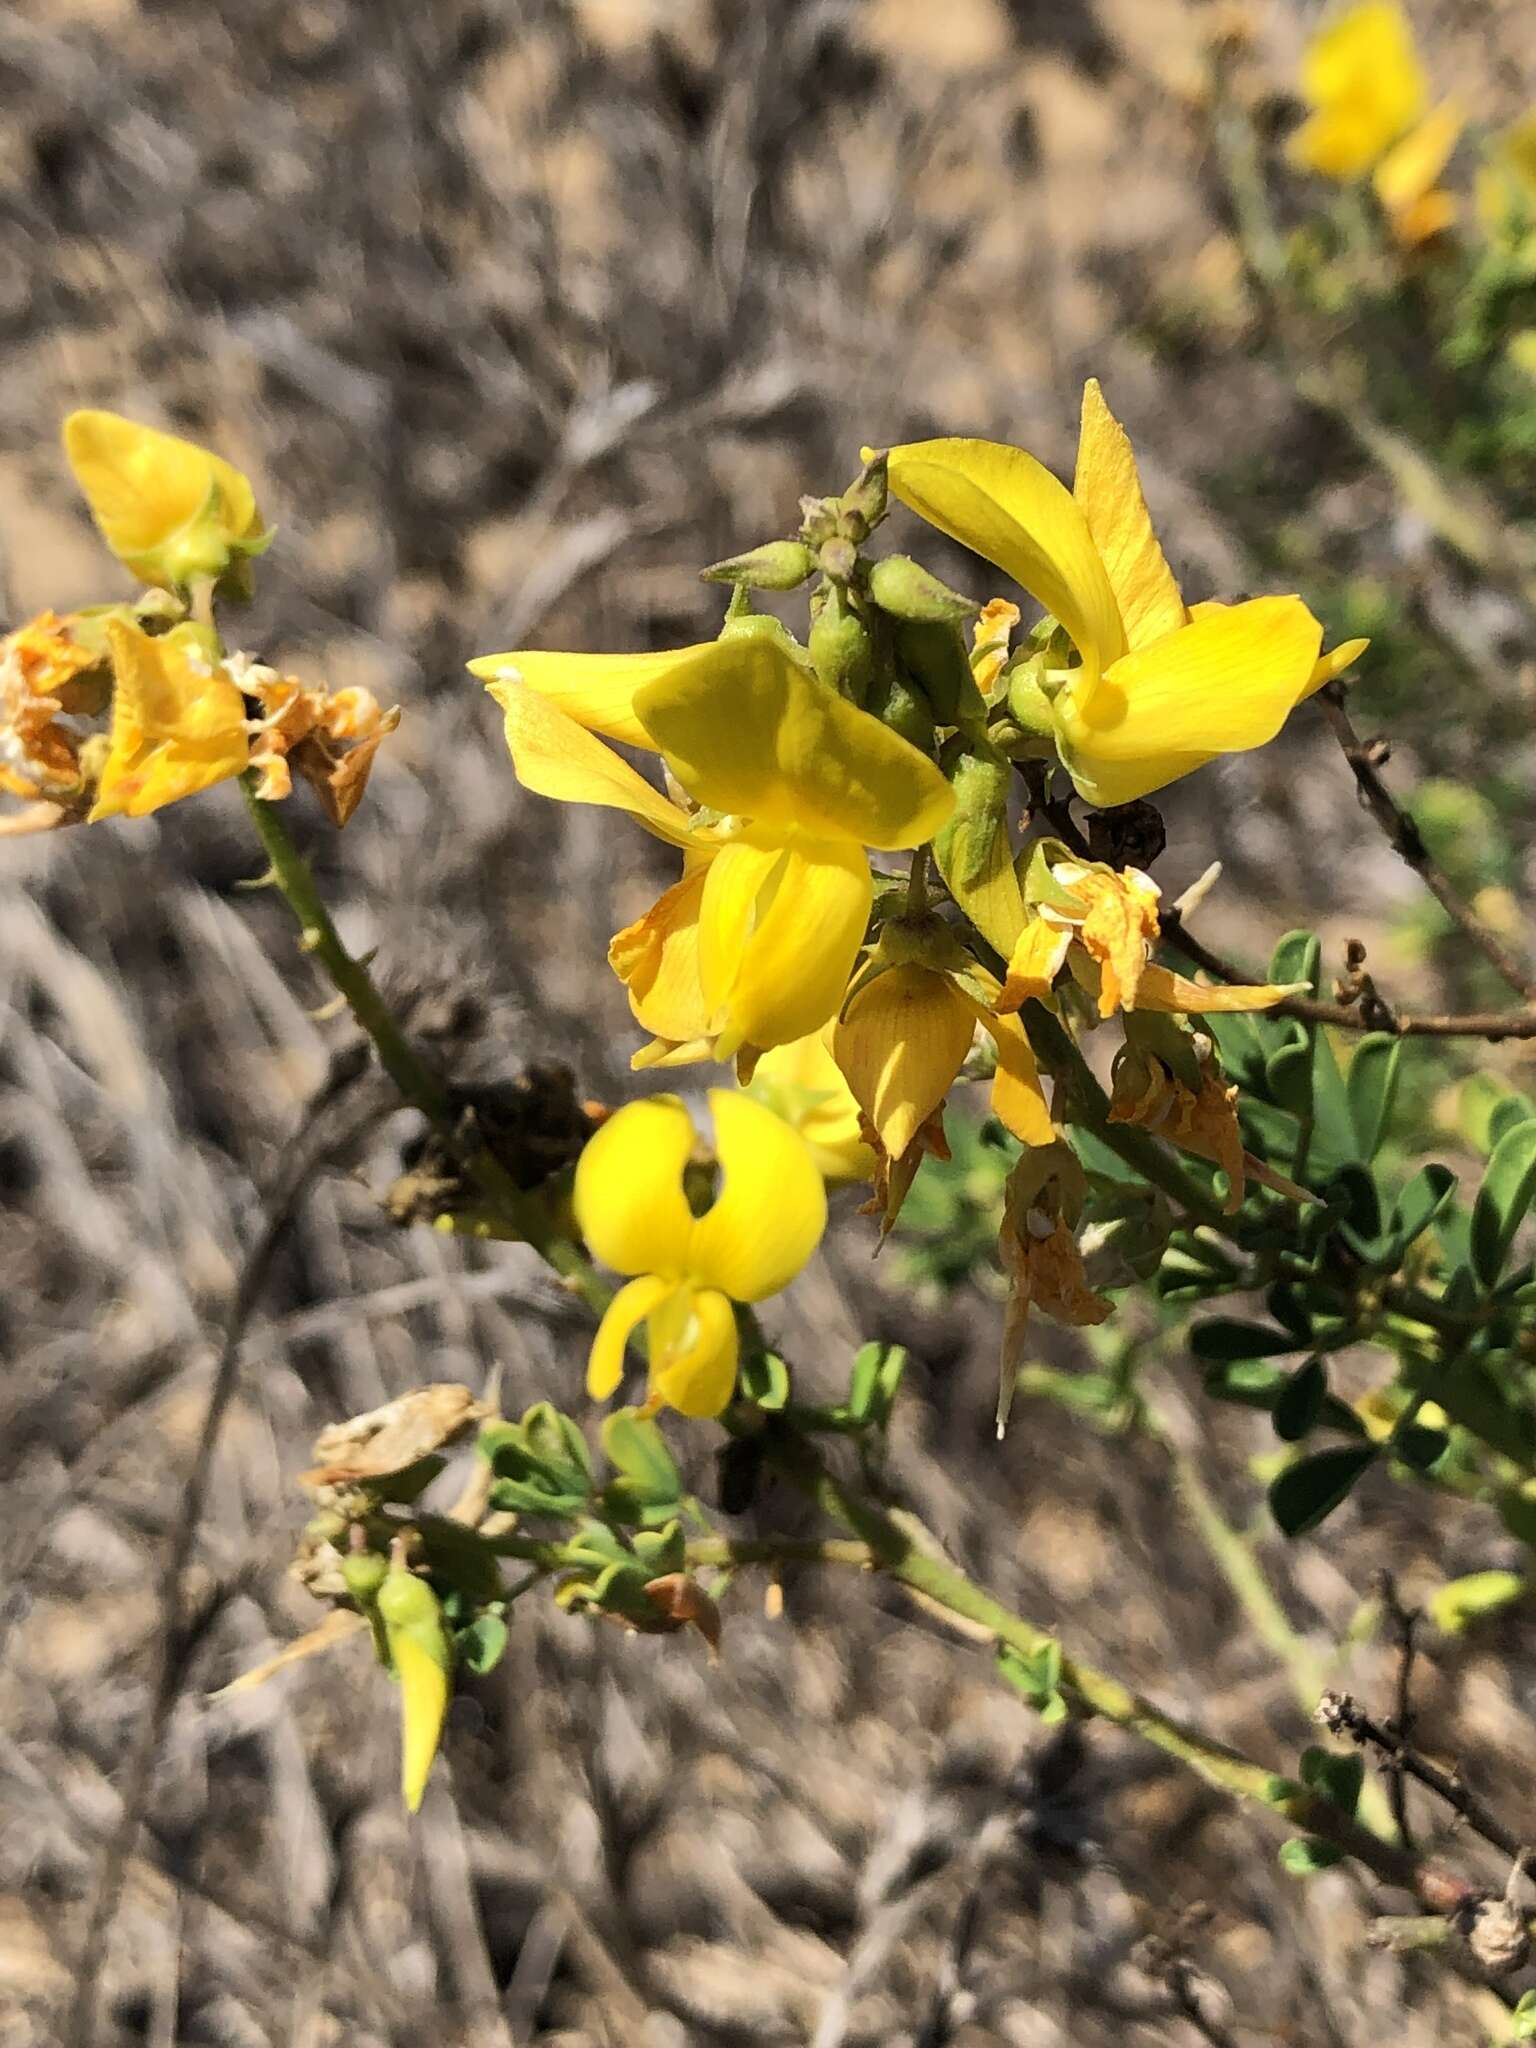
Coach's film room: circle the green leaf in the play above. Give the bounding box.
[414,1516,507,1602]
[1203,1357,1288,1410]
[1393,1424,1448,1472]
[996,1639,1068,1722]
[631,1518,687,1575]
[1299,1745,1364,1816]
[1273,1359,1328,1444]
[455,1612,509,1675]
[1191,1319,1303,1363]
[1264,1040,1313,1119]
[739,1349,791,1411]
[1268,1445,1377,1538]
[1278,1836,1345,1875]
[847,1341,907,1427]
[1384,1163,1457,1260]
[1429,1568,1526,1635]
[600,1409,682,1508]
[1471,1119,1536,1288]
[1490,1096,1536,1149]
[1346,1034,1401,1161]
[1268,929,1321,993]
[1510,1988,1536,2039]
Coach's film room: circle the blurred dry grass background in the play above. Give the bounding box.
[3,1,1536,2042]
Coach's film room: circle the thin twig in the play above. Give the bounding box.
[1317,1690,1525,1865]
[1376,1572,1421,1851]
[1316,681,1536,1002]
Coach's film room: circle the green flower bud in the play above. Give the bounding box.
[869,554,979,626]
[838,451,888,539]
[1006,653,1060,738]
[817,535,858,583]
[865,664,935,755]
[808,581,875,704]
[341,1551,390,1603]
[700,540,816,590]
[932,736,1026,957]
[892,618,985,731]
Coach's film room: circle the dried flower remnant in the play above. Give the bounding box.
[0,611,106,806]
[997,1144,1112,1433]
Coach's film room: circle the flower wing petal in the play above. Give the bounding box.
[610,861,715,1042]
[1072,381,1186,652]
[467,647,711,750]
[720,840,872,1053]
[689,1089,827,1302]
[883,437,1126,675]
[635,639,952,850]
[488,680,696,847]
[587,1274,674,1400]
[574,1096,697,1278]
[649,1285,741,1417]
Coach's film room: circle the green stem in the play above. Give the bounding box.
[239,778,611,1314]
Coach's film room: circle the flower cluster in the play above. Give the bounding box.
[0,412,395,833]
[478,380,1365,1419]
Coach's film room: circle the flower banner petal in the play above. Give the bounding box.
[978,1009,1056,1147]
[635,638,953,851]
[689,1089,827,1302]
[833,964,976,1163]
[882,438,1126,677]
[488,680,696,848]
[1072,381,1186,653]
[1056,595,1323,808]
[574,1096,697,1278]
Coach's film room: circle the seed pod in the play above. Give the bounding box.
[932,736,1026,956]
[376,1567,454,1813]
[808,581,875,704]
[700,540,816,590]
[869,554,979,626]
[892,618,986,732]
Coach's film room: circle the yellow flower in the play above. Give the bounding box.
[63,411,271,590]
[747,1026,876,1182]
[0,611,106,804]
[1000,853,1306,1020]
[880,382,1366,808]
[483,636,953,1062]
[574,1090,826,1418]
[1477,112,1536,234]
[375,1564,453,1813]
[833,953,1055,1227]
[997,1143,1112,1432]
[89,619,250,821]
[1287,4,1461,243]
[1288,2,1427,181]
[970,598,1021,700]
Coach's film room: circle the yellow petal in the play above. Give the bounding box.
[467,647,708,751]
[719,839,873,1053]
[1305,634,1370,695]
[587,1273,675,1400]
[749,1027,876,1182]
[1288,1,1425,180]
[609,861,714,1042]
[648,1283,741,1417]
[487,679,697,848]
[883,438,1126,680]
[699,837,785,1019]
[88,620,249,821]
[977,1009,1056,1146]
[689,1089,827,1302]
[1055,595,1324,808]
[1072,381,1186,652]
[1135,963,1305,1014]
[573,1096,696,1277]
[635,638,952,851]
[997,916,1073,1013]
[1374,102,1463,214]
[63,410,266,588]
[833,964,976,1163]
[391,1633,449,1813]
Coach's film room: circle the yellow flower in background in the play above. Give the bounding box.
[747,1026,876,1182]
[1288,2,1426,180]
[880,382,1366,809]
[484,635,953,1063]
[88,618,250,821]
[1287,3,1461,243]
[999,853,1305,1021]
[63,410,271,590]
[574,1090,826,1417]
[1478,112,1536,234]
